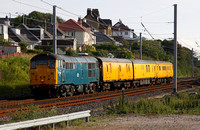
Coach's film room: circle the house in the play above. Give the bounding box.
[41,38,77,54]
[83,8,112,36]
[0,44,21,55]
[58,19,96,47]
[46,24,66,39]
[112,19,137,40]
[0,24,8,41]
[16,24,41,49]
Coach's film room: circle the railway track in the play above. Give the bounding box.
[0,78,197,117]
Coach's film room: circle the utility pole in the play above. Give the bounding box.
[173,4,177,93]
[192,48,194,77]
[140,33,142,60]
[22,14,24,24]
[53,5,57,54]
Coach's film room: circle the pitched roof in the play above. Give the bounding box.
[58,19,92,33]
[17,24,40,42]
[8,27,24,42]
[94,32,115,44]
[112,20,133,31]
[46,24,65,36]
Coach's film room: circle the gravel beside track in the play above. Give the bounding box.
[68,114,200,130]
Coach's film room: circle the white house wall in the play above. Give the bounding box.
[112,31,134,40]
[65,31,96,47]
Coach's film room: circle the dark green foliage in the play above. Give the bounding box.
[106,89,200,115]
[114,48,134,59]
[26,49,42,54]
[66,48,76,56]
[95,43,119,51]
[0,36,11,45]
[0,54,34,95]
[92,49,109,57]
[12,105,57,121]
[18,41,28,52]
[94,43,134,59]
[81,45,96,56]
[14,11,65,27]
[34,46,53,52]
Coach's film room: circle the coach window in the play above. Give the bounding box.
[159,66,161,71]
[88,63,96,69]
[148,65,150,72]
[88,70,95,77]
[110,64,112,73]
[57,60,62,68]
[146,65,148,72]
[66,63,75,69]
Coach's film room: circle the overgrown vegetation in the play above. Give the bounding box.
[0,36,11,45]
[11,105,57,121]
[106,89,200,115]
[0,54,34,95]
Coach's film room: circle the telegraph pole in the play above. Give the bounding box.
[173,4,177,93]
[192,48,194,77]
[140,33,142,60]
[53,5,57,54]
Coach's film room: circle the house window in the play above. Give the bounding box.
[125,32,128,35]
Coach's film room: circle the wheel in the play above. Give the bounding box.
[59,85,67,97]
[84,85,90,94]
[67,86,75,96]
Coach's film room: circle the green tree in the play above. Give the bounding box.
[65,48,76,56]
[18,42,28,52]
[14,11,65,27]
[0,36,11,45]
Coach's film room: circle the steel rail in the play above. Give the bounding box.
[0,83,192,117]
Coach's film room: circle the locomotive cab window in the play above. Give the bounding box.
[38,60,48,65]
[49,61,55,68]
[31,61,36,69]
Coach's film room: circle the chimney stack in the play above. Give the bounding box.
[78,17,82,25]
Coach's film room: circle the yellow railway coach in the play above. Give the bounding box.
[131,60,173,86]
[96,57,133,90]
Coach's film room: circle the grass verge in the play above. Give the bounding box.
[105,89,200,115]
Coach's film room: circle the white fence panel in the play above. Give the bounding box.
[0,110,91,130]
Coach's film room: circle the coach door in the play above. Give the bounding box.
[118,65,121,80]
[61,60,65,82]
[106,63,110,80]
[58,60,65,83]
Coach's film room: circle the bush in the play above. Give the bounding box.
[105,89,200,115]
[12,105,57,121]
[0,54,34,95]
[27,49,42,54]
[19,42,28,52]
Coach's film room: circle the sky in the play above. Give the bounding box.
[1,0,200,57]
